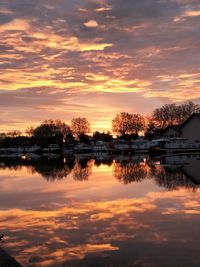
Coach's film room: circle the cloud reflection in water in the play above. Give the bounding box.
[0,155,200,266]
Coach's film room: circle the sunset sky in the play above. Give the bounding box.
[0,0,200,132]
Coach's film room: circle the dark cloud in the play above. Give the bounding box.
[108,0,182,20]
[0,0,200,130]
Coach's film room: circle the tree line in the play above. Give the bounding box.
[0,101,199,147]
[0,156,196,190]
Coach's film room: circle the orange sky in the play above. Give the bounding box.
[0,0,200,132]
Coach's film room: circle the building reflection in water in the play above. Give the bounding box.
[0,154,199,190]
[0,154,200,266]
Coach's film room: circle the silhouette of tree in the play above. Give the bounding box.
[33,120,71,146]
[112,112,145,136]
[71,117,90,140]
[152,101,200,130]
[145,116,162,139]
[7,130,22,137]
[34,120,70,138]
[25,126,35,137]
[0,133,6,139]
[93,131,113,142]
[0,136,35,148]
[52,120,71,140]
[176,101,200,124]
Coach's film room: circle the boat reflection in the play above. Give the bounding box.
[0,154,200,190]
[1,154,200,266]
[159,154,200,185]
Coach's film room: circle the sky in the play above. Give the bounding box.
[0,0,200,132]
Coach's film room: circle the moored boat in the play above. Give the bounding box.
[73,143,92,153]
[92,141,109,152]
[42,144,61,154]
[150,138,200,154]
[24,145,41,153]
[114,140,130,152]
[131,139,150,153]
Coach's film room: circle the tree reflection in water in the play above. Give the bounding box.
[113,161,149,184]
[113,157,198,191]
[152,164,196,191]
[0,155,199,190]
[73,158,93,181]
[32,157,75,181]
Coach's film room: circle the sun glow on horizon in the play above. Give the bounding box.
[0,0,200,132]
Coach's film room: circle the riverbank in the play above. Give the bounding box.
[0,247,23,267]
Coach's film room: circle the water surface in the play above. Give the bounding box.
[0,154,200,267]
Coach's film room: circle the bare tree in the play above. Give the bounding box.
[145,116,160,138]
[71,117,90,140]
[153,103,178,129]
[176,101,200,124]
[112,112,145,136]
[132,114,145,135]
[52,120,71,139]
[33,120,70,137]
[25,126,35,137]
[152,101,200,130]
[7,130,22,137]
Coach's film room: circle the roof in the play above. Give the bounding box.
[180,113,200,129]
[162,125,181,134]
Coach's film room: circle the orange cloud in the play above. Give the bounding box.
[84,20,99,27]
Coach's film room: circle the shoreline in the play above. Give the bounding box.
[0,247,23,267]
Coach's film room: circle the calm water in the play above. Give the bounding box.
[0,154,200,267]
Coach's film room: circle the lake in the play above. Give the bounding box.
[0,153,200,267]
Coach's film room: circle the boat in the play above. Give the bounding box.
[25,153,41,160]
[131,139,150,152]
[42,144,61,154]
[92,141,109,152]
[42,153,60,159]
[157,153,200,184]
[0,146,41,155]
[7,147,24,153]
[73,143,92,153]
[24,145,41,153]
[0,152,24,158]
[114,140,130,152]
[150,138,200,154]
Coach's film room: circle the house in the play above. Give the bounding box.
[180,113,200,141]
[162,113,200,141]
[162,125,181,138]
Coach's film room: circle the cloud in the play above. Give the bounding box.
[84,20,99,27]
[0,0,200,131]
[1,162,200,266]
[0,87,166,133]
